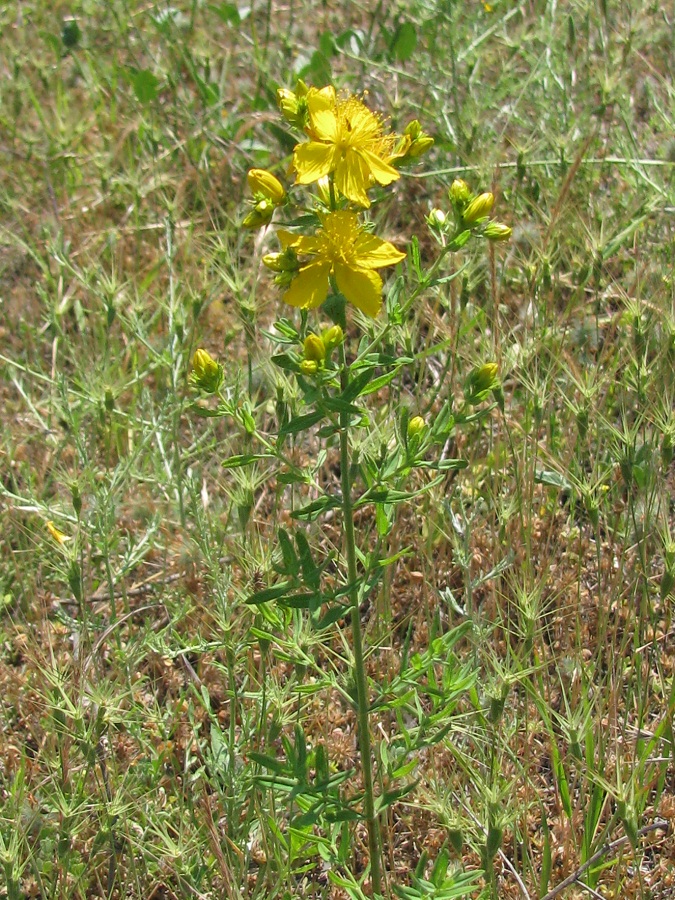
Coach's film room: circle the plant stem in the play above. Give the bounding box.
[339,344,383,896]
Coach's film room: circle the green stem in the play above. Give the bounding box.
[339,344,383,896]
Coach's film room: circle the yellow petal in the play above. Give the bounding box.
[334,263,383,317]
[310,108,339,142]
[334,152,371,207]
[306,85,336,114]
[293,142,341,184]
[345,101,381,143]
[354,233,407,269]
[277,230,323,254]
[283,261,331,309]
[358,148,400,186]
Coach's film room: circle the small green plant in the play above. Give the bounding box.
[190,80,511,895]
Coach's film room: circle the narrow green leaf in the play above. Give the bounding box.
[315,603,351,630]
[247,582,291,605]
[222,453,273,468]
[280,410,324,435]
[291,496,340,522]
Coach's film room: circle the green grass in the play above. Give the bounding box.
[1,1,674,898]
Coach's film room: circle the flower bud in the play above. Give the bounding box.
[427,208,447,229]
[247,168,285,205]
[191,348,223,393]
[407,133,434,158]
[277,83,309,128]
[263,247,299,273]
[407,416,426,438]
[462,192,495,225]
[395,120,434,162]
[465,362,499,404]
[405,120,423,141]
[303,333,326,362]
[321,324,344,352]
[242,199,274,229]
[299,359,319,376]
[449,178,472,207]
[484,221,512,242]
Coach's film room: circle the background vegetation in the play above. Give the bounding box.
[1,1,674,898]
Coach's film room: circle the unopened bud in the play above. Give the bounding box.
[191,348,223,393]
[462,192,495,225]
[263,248,299,273]
[104,389,115,412]
[243,199,274,229]
[427,208,447,229]
[484,221,512,242]
[465,362,500,405]
[277,83,309,128]
[303,333,326,362]
[299,359,319,376]
[396,120,434,161]
[449,178,472,208]
[247,169,285,205]
[407,416,426,438]
[321,324,344,352]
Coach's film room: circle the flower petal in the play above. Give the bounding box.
[283,261,331,310]
[334,263,383,318]
[278,229,323,255]
[353,233,407,269]
[334,152,372,207]
[294,143,341,184]
[357,148,400,186]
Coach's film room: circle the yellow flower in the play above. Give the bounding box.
[47,521,71,545]
[277,210,406,317]
[293,87,401,207]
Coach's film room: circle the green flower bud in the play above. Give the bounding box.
[395,120,434,161]
[191,348,224,393]
[242,199,274,229]
[247,168,286,205]
[427,208,447,229]
[462,192,495,226]
[303,333,326,362]
[449,178,472,207]
[465,362,499,405]
[321,324,344,352]
[263,247,299,273]
[407,416,426,438]
[104,388,115,412]
[299,359,319,376]
[484,221,512,242]
[277,83,309,128]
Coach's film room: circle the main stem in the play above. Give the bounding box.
[339,346,383,896]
